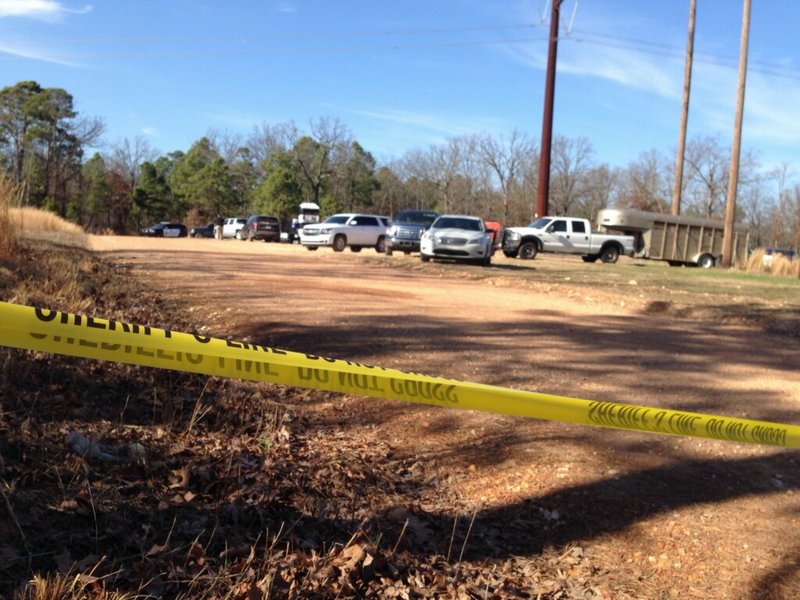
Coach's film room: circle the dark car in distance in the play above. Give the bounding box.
[189,223,215,238]
[140,222,188,237]
[385,209,440,255]
[239,215,281,242]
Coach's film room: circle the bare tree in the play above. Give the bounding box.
[579,165,618,222]
[479,129,532,223]
[682,136,731,218]
[549,135,594,215]
[618,149,669,212]
[246,121,299,169]
[108,136,157,190]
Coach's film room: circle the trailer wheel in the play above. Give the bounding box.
[698,253,715,269]
[518,242,538,260]
[600,245,619,264]
[332,235,347,252]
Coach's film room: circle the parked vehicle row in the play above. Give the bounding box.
[154,209,741,270]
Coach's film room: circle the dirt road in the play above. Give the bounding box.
[89,235,800,598]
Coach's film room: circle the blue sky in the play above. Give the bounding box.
[2,0,799,173]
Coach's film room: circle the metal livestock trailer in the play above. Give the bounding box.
[596,208,749,268]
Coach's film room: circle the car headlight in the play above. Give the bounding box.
[506,231,520,241]
[320,227,332,234]
[388,225,398,236]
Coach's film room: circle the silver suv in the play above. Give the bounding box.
[385,210,440,256]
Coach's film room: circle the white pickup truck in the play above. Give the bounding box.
[503,216,636,263]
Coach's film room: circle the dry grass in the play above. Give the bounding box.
[0,176,91,255]
[0,174,22,259]
[747,248,800,278]
[8,206,88,249]
[14,572,138,600]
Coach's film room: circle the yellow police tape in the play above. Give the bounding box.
[0,300,797,448]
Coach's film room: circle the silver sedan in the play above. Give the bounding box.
[420,215,493,265]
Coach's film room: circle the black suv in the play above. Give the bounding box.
[239,215,281,242]
[385,210,440,255]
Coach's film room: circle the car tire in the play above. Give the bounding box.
[601,245,620,264]
[503,250,518,258]
[518,242,538,260]
[332,235,347,252]
[582,254,599,263]
[306,246,317,251]
[421,254,431,262]
[375,236,386,253]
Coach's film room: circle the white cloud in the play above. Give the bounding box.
[274,2,296,14]
[141,127,159,138]
[348,106,503,138]
[0,0,92,21]
[0,41,82,65]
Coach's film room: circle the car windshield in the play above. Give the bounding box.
[529,217,552,229]
[433,217,482,231]
[323,215,350,224]
[395,211,438,226]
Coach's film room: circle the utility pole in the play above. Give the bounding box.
[671,0,697,216]
[722,0,751,268]
[535,0,563,219]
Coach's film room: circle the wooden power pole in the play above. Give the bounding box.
[722,0,752,268]
[535,0,563,219]
[671,0,697,216]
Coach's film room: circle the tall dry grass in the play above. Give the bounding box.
[0,173,22,258]
[746,248,800,278]
[0,182,87,251]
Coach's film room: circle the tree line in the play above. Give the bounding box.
[1,80,798,248]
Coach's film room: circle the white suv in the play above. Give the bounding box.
[299,213,390,253]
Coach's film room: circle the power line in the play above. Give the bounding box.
[2,20,799,83]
